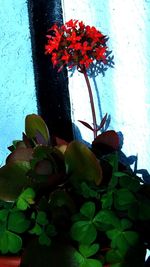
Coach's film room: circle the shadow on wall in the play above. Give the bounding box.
[68,49,115,124]
[27,0,73,142]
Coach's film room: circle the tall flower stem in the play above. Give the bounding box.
[82,68,97,139]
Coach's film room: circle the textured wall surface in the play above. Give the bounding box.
[62,0,150,172]
[0,1,37,164]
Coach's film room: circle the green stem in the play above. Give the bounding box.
[82,68,97,139]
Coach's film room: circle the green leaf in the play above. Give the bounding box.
[80,182,100,199]
[29,223,43,235]
[80,202,95,219]
[0,209,9,221]
[120,218,132,231]
[70,221,97,245]
[8,211,30,233]
[36,211,48,225]
[17,187,35,210]
[114,188,137,210]
[94,210,120,229]
[0,161,31,201]
[0,231,22,254]
[79,243,99,258]
[81,258,102,267]
[39,232,51,246]
[65,141,102,186]
[106,249,123,264]
[71,249,84,265]
[119,176,141,192]
[101,191,113,209]
[25,114,50,144]
[107,229,139,255]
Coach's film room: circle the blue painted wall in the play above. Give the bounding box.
[62,0,150,173]
[0,1,37,164]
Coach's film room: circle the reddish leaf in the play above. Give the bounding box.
[93,131,119,150]
[78,120,94,131]
[97,113,108,131]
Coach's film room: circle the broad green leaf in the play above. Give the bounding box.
[17,187,35,210]
[71,249,84,265]
[123,231,139,246]
[81,258,102,267]
[114,188,137,210]
[70,221,97,244]
[16,198,29,211]
[116,231,139,255]
[0,231,22,254]
[25,114,50,144]
[107,229,139,255]
[39,232,51,246]
[94,210,120,229]
[8,211,30,233]
[106,249,123,264]
[80,202,95,219]
[79,243,99,258]
[36,211,48,225]
[0,161,31,201]
[65,141,102,186]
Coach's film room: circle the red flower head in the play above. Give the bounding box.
[45,19,108,71]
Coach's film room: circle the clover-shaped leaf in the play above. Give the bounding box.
[114,188,136,210]
[80,202,95,219]
[8,211,30,233]
[79,243,99,258]
[36,211,49,225]
[39,232,51,246]
[106,249,123,264]
[17,187,35,210]
[70,221,97,245]
[29,223,43,235]
[0,230,22,254]
[93,210,120,230]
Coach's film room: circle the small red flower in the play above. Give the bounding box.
[45,19,108,70]
[66,31,81,44]
[61,51,70,64]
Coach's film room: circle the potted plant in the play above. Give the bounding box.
[0,20,149,267]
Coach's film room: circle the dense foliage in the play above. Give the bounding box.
[0,114,149,267]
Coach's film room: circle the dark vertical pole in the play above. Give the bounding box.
[27,0,73,141]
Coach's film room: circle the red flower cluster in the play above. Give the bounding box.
[45,19,108,71]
